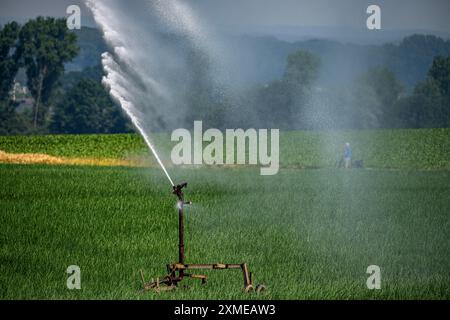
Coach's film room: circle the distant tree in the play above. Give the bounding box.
[284,50,321,129]
[60,65,103,91]
[255,50,320,129]
[18,17,79,128]
[382,34,450,89]
[358,67,403,127]
[255,80,292,129]
[283,50,321,92]
[0,22,29,135]
[428,55,450,96]
[346,83,383,129]
[0,22,21,101]
[394,55,450,128]
[0,100,28,135]
[394,79,442,128]
[183,49,225,129]
[50,79,131,134]
[361,67,403,109]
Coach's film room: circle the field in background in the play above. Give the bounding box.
[1,164,449,300]
[1,129,449,299]
[1,128,450,169]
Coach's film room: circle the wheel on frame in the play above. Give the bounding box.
[255,284,267,293]
[244,284,254,293]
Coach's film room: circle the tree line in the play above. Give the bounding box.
[0,18,130,135]
[1,17,450,135]
[193,49,450,131]
[247,50,450,130]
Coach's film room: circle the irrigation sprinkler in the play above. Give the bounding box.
[140,182,266,293]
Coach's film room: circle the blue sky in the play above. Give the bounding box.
[1,0,449,33]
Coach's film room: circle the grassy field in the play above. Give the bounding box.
[1,163,449,300]
[1,128,450,169]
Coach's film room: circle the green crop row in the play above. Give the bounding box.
[281,128,450,170]
[0,128,449,169]
[0,134,149,159]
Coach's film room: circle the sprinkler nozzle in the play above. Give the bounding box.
[177,201,192,210]
[173,182,188,201]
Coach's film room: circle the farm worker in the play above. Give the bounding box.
[344,142,352,169]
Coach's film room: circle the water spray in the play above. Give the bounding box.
[106,90,174,186]
[140,182,267,293]
[87,0,264,293]
[102,53,174,187]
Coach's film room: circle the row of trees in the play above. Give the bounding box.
[0,18,130,135]
[0,18,78,133]
[179,46,450,131]
[394,56,450,128]
[247,51,450,130]
[1,17,450,135]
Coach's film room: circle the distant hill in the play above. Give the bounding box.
[66,27,450,90]
[292,34,450,89]
[226,25,450,45]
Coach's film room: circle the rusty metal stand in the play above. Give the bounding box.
[141,182,266,293]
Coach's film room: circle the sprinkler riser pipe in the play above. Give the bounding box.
[173,183,189,279]
[179,206,185,265]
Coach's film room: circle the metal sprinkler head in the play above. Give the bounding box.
[173,182,188,201]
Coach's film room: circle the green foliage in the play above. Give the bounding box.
[2,20,450,134]
[0,100,28,135]
[359,67,403,125]
[60,65,103,91]
[0,22,29,134]
[394,55,450,128]
[0,22,21,101]
[254,50,321,129]
[283,50,321,90]
[428,55,450,96]
[0,134,147,159]
[255,80,291,129]
[349,84,383,129]
[0,18,82,134]
[18,17,79,127]
[50,78,131,134]
[0,165,449,299]
[334,67,405,129]
[382,34,450,89]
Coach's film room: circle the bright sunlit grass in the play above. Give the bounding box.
[1,164,449,299]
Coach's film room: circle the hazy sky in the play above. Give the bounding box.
[1,0,449,33]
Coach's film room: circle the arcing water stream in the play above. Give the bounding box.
[85,0,216,186]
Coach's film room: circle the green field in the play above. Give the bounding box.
[1,161,449,299]
[1,128,450,169]
[1,129,450,299]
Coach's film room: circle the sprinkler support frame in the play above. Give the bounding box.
[141,182,265,293]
